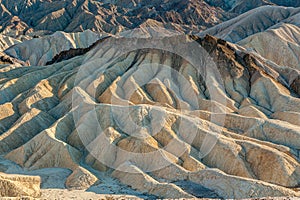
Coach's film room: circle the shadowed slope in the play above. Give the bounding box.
[0,33,299,198]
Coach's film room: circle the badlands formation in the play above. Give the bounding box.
[1,0,299,40]
[0,0,300,199]
[0,31,300,198]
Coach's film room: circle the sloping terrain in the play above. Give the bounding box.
[0,0,230,38]
[200,6,300,42]
[0,172,40,197]
[2,0,300,44]
[0,31,300,198]
[199,4,300,70]
[238,23,300,70]
[0,35,21,52]
[4,30,105,66]
[0,1,300,199]
[207,0,300,14]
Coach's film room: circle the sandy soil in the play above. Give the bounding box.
[41,189,142,200]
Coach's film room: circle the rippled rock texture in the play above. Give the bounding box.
[0,31,299,198]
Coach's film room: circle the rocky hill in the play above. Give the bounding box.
[199,6,300,42]
[0,31,300,198]
[4,30,105,66]
[207,0,300,14]
[0,0,231,39]
[238,23,300,70]
[199,5,300,70]
[1,0,300,199]
[2,0,300,40]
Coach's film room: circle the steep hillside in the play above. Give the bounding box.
[0,0,230,38]
[207,0,300,13]
[1,1,300,199]
[238,23,300,70]
[4,30,105,66]
[200,6,300,42]
[0,35,21,51]
[0,32,300,198]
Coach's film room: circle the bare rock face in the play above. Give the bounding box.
[0,33,300,199]
[65,167,98,190]
[0,35,21,51]
[4,30,103,66]
[0,0,230,39]
[198,2,300,74]
[272,111,300,126]
[112,162,194,199]
[239,23,300,70]
[0,172,41,198]
[1,1,300,199]
[207,0,300,14]
[1,0,299,42]
[200,6,300,42]
[189,169,298,199]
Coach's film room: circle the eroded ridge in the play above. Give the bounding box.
[0,34,299,199]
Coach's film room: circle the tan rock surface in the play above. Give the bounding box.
[0,172,40,198]
[0,0,229,39]
[0,34,300,199]
[189,169,299,199]
[200,6,300,42]
[41,189,142,200]
[65,167,98,190]
[112,162,194,199]
[239,24,300,70]
[5,30,102,66]
[0,35,21,51]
